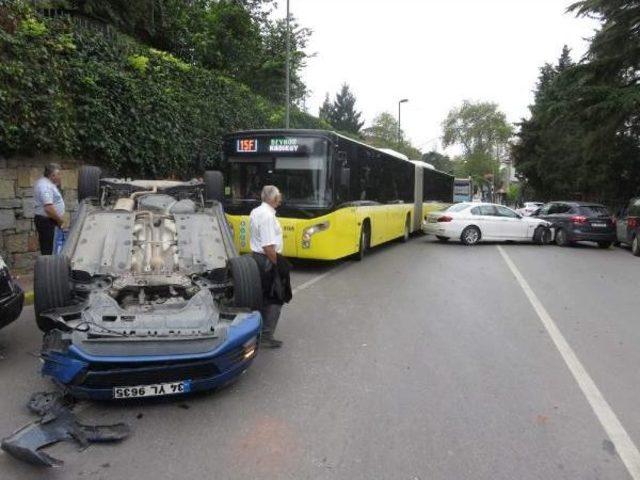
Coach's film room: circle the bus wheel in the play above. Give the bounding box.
[400,216,411,243]
[355,224,370,261]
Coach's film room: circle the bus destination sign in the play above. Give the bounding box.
[269,138,299,153]
[236,139,258,152]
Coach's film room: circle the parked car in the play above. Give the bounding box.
[532,201,616,248]
[423,202,551,246]
[35,167,263,400]
[615,197,640,255]
[517,202,543,217]
[0,255,24,330]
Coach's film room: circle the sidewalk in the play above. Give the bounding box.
[13,271,33,305]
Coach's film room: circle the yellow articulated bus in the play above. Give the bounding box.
[222,129,453,261]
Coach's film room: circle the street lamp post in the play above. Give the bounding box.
[397,98,408,146]
[285,0,291,129]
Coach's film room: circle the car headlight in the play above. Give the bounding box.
[301,221,330,249]
[243,337,258,360]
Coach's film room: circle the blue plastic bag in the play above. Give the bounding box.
[53,228,67,255]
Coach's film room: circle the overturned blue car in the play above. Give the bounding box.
[34,167,263,400]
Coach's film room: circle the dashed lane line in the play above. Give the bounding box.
[498,246,640,480]
[291,262,348,296]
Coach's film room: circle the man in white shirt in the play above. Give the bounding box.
[250,185,284,348]
[33,163,66,255]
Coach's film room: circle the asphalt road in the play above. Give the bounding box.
[1,238,639,479]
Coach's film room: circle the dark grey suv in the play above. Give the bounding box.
[615,197,640,256]
[532,201,616,248]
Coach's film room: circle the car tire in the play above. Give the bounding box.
[34,255,71,332]
[632,236,640,257]
[555,228,570,247]
[355,223,370,261]
[77,166,102,201]
[204,171,224,203]
[436,236,449,242]
[533,226,551,245]
[460,226,481,246]
[229,255,263,310]
[598,241,612,249]
[400,216,410,243]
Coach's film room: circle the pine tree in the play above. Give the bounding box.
[321,84,364,135]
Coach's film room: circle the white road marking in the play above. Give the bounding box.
[498,246,640,479]
[292,263,347,296]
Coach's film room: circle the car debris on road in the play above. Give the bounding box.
[1,391,130,467]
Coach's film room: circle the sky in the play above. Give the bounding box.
[273,0,600,155]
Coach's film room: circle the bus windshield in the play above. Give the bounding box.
[228,140,331,208]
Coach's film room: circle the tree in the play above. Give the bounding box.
[442,101,513,190]
[512,46,584,200]
[319,83,364,135]
[362,112,422,159]
[513,0,640,206]
[422,151,453,173]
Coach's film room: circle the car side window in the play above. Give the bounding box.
[629,199,640,217]
[479,205,497,216]
[471,206,481,215]
[544,204,557,215]
[495,206,519,218]
[556,204,572,214]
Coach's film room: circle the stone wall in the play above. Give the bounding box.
[0,155,80,271]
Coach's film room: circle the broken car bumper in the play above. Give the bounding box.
[41,311,261,400]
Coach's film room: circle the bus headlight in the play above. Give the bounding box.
[301,221,330,249]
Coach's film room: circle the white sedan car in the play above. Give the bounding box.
[516,202,544,217]
[423,202,552,245]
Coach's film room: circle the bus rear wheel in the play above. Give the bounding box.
[400,216,410,243]
[355,224,370,261]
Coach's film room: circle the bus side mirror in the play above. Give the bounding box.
[340,167,350,188]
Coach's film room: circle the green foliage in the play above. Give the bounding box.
[46,0,310,106]
[422,151,453,174]
[506,183,520,204]
[361,112,422,159]
[319,83,365,135]
[514,0,640,206]
[442,100,512,188]
[0,3,307,176]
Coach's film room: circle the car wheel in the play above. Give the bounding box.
[533,226,551,245]
[400,216,410,243]
[229,255,263,310]
[355,223,370,261]
[204,171,224,203]
[77,166,102,201]
[34,255,71,332]
[632,236,640,257]
[461,226,481,246]
[436,236,449,242]
[555,228,570,247]
[598,241,612,249]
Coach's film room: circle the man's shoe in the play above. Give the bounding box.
[260,337,283,349]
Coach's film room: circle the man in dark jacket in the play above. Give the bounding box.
[249,185,292,348]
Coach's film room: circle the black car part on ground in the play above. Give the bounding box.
[0,257,24,329]
[1,392,130,467]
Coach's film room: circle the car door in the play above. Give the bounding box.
[472,204,500,239]
[494,205,528,239]
[616,204,630,244]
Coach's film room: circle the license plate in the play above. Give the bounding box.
[591,223,607,228]
[113,381,190,399]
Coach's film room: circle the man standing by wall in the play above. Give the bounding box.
[250,185,291,349]
[33,163,65,255]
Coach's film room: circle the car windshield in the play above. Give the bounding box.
[228,140,330,207]
[579,205,610,217]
